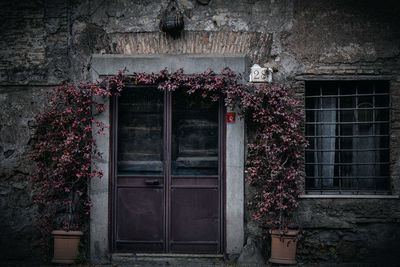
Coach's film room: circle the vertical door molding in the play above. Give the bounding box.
[90,93,111,263]
[226,107,245,254]
[90,55,248,262]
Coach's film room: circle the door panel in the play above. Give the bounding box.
[170,188,219,240]
[117,187,164,241]
[113,86,223,254]
[115,86,165,252]
[169,89,220,253]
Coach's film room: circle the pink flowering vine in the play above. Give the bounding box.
[31,67,306,257]
[121,68,307,230]
[30,72,126,255]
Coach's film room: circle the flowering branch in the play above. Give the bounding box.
[31,68,306,258]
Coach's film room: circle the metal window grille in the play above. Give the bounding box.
[305,81,390,195]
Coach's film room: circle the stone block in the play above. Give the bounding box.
[237,237,265,266]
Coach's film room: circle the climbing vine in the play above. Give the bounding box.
[31,68,306,256]
[123,68,307,231]
[30,73,125,255]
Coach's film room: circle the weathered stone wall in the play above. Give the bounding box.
[285,1,400,264]
[1,0,399,264]
[0,0,69,262]
[0,86,50,262]
[295,198,400,264]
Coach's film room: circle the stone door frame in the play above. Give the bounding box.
[90,54,248,262]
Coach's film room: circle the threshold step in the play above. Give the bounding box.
[112,253,226,266]
[136,253,224,258]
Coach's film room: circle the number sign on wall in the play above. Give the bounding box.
[249,64,270,83]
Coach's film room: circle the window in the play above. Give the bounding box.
[305,81,390,194]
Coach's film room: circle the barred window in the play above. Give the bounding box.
[305,81,390,194]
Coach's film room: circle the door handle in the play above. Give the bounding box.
[144,179,160,185]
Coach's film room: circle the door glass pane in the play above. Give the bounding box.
[117,86,164,175]
[172,89,219,176]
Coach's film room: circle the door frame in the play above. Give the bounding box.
[90,55,247,262]
[110,86,226,253]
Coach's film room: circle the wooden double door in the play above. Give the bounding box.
[111,85,224,254]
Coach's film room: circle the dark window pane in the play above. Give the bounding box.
[340,96,356,108]
[359,177,375,190]
[305,97,320,109]
[321,83,338,95]
[375,81,389,94]
[341,178,357,190]
[356,136,375,149]
[341,124,353,136]
[359,124,373,135]
[379,136,390,148]
[322,97,337,108]
[341,165,353,177]
[375,109,389,121]
[172,89,218,176]
[380,165,390,176]
[341,82,357,95]
[305,124,315,136]
[317,110,337,123]
[305,177,317,189]
[305,165,314,177]
[306,110,315,122]
[117,87,164,175]
[317,124,337,137]
[376,123,389,135]
[341,151,352,163]
[340,110,354,122]
[305,151,314,163]
[305,82,320,96]
[307,137,315,149]
[376,178,390,191]
[358,109,373,122]
[358,96,373,107]
[376,95,389,107]
[340,137,353,149]
[378,150,390,162]
[358,81,374,94]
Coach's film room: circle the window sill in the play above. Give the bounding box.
[299,194,399,199]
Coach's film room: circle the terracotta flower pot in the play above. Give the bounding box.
[269,229,298,265]
[52,230,83,264]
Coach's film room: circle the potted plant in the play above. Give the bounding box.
[31,75,125,263]
[245,84,307,265]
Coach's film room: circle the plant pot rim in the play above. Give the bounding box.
[52,230,83,236]
[269,229,299,236]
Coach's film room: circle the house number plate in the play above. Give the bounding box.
[250,66,268,83]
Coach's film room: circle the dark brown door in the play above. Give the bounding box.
[112,85,224,254]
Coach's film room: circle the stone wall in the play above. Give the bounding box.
[295,198,400,264]
[0,85,49,262]
[1,0,399,264]
[285,2,400,264]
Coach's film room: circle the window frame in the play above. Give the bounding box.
[304,80,391,195]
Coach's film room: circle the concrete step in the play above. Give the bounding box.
[111,253,227,267]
